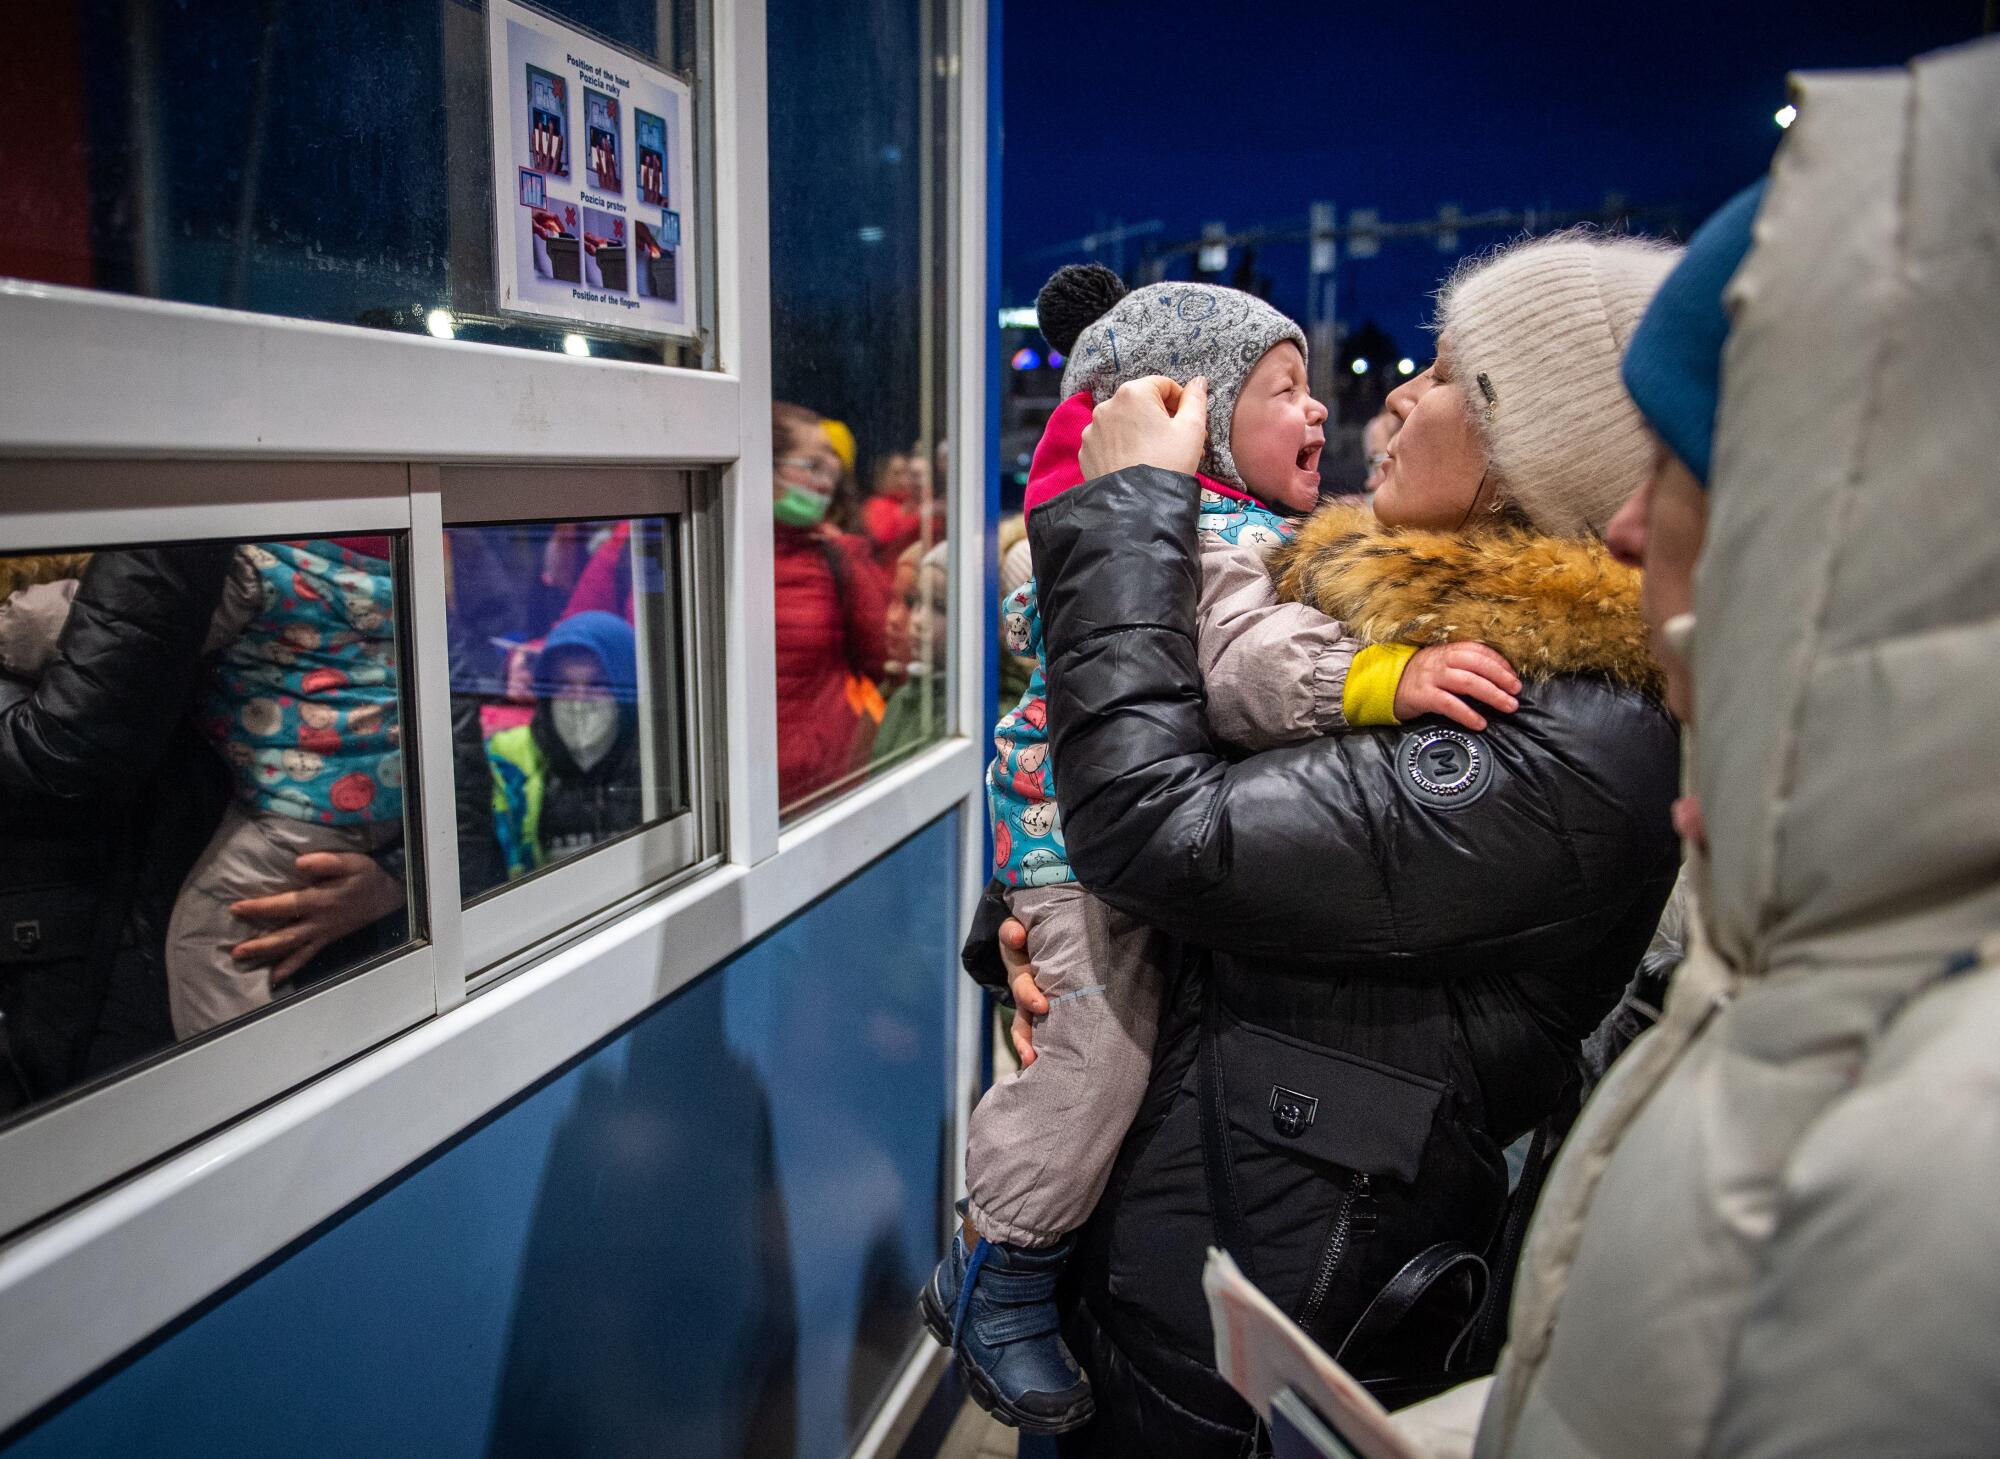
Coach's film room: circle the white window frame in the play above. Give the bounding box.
[0,460,440,1240]
[0,0,991,1444]
[434,464,710,975]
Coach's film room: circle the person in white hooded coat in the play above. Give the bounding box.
[1398,34,2000,1459]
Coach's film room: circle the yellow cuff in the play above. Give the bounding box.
[1343,642,1419,727]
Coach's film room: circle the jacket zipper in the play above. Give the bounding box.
[1295,1172,1374,1335]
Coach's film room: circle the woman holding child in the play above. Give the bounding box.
[970,234,1685,1454]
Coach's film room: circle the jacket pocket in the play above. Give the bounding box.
[1214,1009,1445,1184]
[0,884,98,969]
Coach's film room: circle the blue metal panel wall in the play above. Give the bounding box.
[4,814,959,1459]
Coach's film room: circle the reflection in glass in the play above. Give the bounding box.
[875,536,949,763]
[0,538,414,1123]
[445,518,687,902]
[770,404,891,812]
[9,1,702,364]
[768,0,955,820]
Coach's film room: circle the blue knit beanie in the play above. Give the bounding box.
[1621,181,1766,487]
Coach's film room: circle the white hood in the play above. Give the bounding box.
[1467,36,2000,1459]
[1697,38,2000,980]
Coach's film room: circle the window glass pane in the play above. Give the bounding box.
[6,2,709,365]
[445,517,688,902]
[768,0,955,820]
[0,536,416,1124]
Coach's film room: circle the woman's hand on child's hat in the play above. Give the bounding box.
[1000,916,1051,1066]
[1394,642,1521,732]
[1080,375,1209,481]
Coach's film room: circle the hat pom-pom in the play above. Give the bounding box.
[1037,264,1127,356]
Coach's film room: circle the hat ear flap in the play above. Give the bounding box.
[1037,263,1128,356]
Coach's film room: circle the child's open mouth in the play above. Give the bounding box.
[1296,441,1323,473]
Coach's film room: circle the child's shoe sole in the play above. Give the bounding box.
[958,1358,1096,1435]
[918,1280,954,1349]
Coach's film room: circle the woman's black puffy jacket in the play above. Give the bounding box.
[983,469,1680,1455]
[0,546,233,1110]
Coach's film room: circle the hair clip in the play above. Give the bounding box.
[1476,372,1499,409]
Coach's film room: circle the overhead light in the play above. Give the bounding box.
[1396,357,1416,376]
[1350,358,1370,376]
[857,225,886,243]
[424,308,456,340]
[562,333,590,357]
[997,306,1039,329]
[1775,104,1797,129]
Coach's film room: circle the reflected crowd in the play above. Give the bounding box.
[444,516,676,900]
[0,411,952,1117]
[0,518,661,1114]
[0,539,412,1116]
[770,401,950,815]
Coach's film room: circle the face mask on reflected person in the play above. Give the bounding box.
[774,483,832,528]
[552,696,619,771]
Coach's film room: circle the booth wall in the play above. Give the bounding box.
[3,813,960,1459]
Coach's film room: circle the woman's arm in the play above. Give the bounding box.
[1195,541,1361,749]
[1032,467,1678,962]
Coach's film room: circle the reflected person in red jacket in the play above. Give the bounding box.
[771,403,889,811]
[861,447,946,570]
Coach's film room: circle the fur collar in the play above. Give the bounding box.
[0,554,92,601]
[1268,503,1662,693]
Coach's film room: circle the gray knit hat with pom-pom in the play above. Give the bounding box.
[1038,264,1306,492]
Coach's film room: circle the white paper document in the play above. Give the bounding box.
[1203,1246,1422,1459]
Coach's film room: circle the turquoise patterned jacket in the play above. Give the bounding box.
[201,539,402,826]
[987,492,1293,889]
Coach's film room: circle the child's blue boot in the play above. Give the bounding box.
[918,1207,973,1349]
[920,1208,1093,1434]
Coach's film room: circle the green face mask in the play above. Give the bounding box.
[774,483,832,528]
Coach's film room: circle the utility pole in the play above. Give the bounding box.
[1436,203,1461,253]
[1307,201,1338,420]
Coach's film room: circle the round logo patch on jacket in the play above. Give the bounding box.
[1397,727,1491,808]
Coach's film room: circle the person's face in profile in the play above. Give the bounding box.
[1362,411,1399,494]
[911,561,950,670]
[1604,446,1706,728]
[884,550,919,669]
[1605,446,1709,849]
[1373,339,1488,529]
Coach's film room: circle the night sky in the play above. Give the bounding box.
[1001,1,1987,359]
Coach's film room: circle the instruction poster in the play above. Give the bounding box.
[487,1,697,339]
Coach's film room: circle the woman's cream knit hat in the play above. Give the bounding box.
[1435,231,1681,538]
